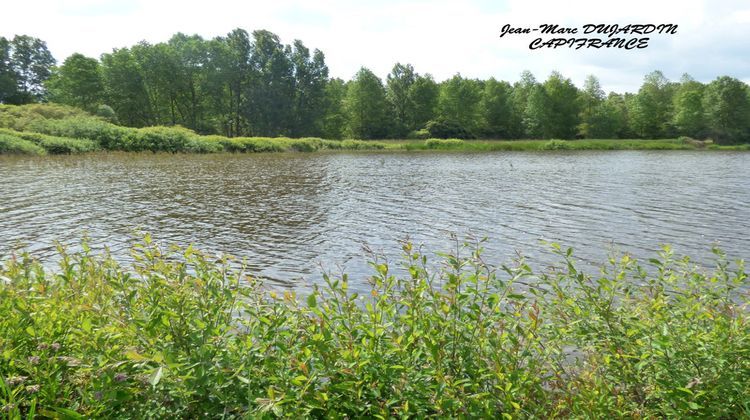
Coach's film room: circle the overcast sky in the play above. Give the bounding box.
[2,0,749,93]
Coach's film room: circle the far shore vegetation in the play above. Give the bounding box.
[0,104,747,156]
[2,30,750,150]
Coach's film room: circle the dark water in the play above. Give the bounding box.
[1,151,748,290]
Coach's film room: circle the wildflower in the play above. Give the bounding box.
[94,391,103,401]
[51,342,61,351]
[28,356,41,365]
[57,356,82,366]
[5,376,27,386]
[686,377,703,388]
[37,343,49,351]
[1,403,16,413]
[114,373,128,382]
[26,384,40,394]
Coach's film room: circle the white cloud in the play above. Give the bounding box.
[1,0,748,92]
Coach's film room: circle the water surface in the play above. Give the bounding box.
[1,151,747,290]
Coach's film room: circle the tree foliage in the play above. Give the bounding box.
[46,53,104,112]
[345,67,390,139]
[3,31,750,143]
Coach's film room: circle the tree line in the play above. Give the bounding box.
[1,30,749,143]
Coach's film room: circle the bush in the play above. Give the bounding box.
[217,137,286,153]
[95,105,118,124]
[407,129,430,140]
[29,117,132,150]
[424,138,465,149]
[339,139,386,150]
[541,139,572,150]
[122,126,221,153]
[2,238,747,417]
[0,103,90,131]
[0,133,46,155]
[0,129,99,154]
[425,118,475,139]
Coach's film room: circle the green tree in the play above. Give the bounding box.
[345,67,389,139]
[511,70,538,138]
[101,48,152,126]
[0,37,19,104]
[167,33,211,132]
[524,84,548,139]
[386,63,417,137]
[579,75,604,138]
[672,74,706,138]
[542,71,581,139]
[9,35,55,103]
[437,74,482,136]
[702,76,750,143]
[320,78,348,139]
[628,70,675,138]
[480,78,513,138]
[46,53,104,112]
[290,40,329,137]
[246,30,295,136]
[409,74,439,131]
[586,93,626,139]
[204,29,253,137]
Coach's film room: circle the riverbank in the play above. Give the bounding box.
[1,104,748,155]
[1,238,747,418]
[3,127,747,156]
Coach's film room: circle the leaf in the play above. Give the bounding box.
[124,350,147,361]
[149,366,163,387]
[676,387,693,395]
[46,407,85,419]
[306,293,317,308]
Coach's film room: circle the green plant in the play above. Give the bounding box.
[1,237,747,417]
[0,133,46,155]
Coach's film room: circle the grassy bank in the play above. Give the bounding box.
[1,104,747,155]
[1,237,748,418]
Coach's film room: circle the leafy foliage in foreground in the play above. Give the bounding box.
[0,238,748,418]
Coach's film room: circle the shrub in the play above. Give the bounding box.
[541,139,572,150]
[0,129,99,154]
[2,237,746,417]
[407,129,430,140]
[425,118,475,139]
[123,126,215,153]
[95,105,118,124]
[424,138,465,149]
[0,133,46,155]
[340,139,386,150]
[29,117,132,150]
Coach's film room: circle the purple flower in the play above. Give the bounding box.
[50,343,61,351]
[26,384,40,394]
[28,356,41,365]
[114,373,128,383]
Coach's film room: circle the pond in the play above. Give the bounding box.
[1,150,748,290]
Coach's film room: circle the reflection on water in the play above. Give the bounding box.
[1,151,748,291]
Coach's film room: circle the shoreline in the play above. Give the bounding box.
[2,135,748,156]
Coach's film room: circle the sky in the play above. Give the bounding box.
[2,0,749,93]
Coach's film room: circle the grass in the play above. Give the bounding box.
[1,104,748,155]
[1,236,748,418]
